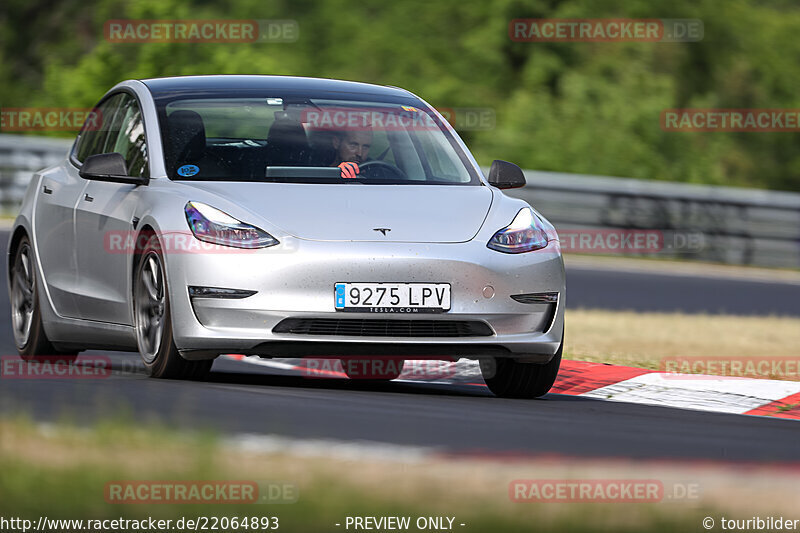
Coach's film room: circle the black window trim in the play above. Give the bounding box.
[68,87,151,177]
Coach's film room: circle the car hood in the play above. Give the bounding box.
[179,182,494,243]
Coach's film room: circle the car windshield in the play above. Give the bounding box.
[155,95,481,185]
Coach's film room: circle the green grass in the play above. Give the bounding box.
[776,403,800,413]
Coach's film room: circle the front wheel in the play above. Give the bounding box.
[134,235,212,380]
[481,342,563,399]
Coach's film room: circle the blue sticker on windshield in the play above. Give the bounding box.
[177,165,199,177]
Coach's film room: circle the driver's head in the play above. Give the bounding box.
[332,130,372,165]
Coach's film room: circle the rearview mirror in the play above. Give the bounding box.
[487,160,526,189]
[79,153,148,185]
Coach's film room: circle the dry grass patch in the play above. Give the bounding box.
[2,419,800,532]
[564,309,800,377]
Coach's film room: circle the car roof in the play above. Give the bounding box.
[140,75,417,102]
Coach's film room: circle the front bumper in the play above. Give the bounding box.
[164,236,565,361]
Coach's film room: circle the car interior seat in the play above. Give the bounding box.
[166,110,231,178]
[264,118,311,167]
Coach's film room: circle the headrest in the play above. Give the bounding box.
[168,110,206,165]
[265,119,309,166]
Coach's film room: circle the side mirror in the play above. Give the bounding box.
[79,153,148,185]
[487,160,526,189]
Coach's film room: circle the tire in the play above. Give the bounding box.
[133,235,212,380]
[482,341,563,399]
[340,357,405,380]
[10,235,77,363]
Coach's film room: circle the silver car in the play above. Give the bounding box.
[7,75,565,398]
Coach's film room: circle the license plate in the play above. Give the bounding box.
[334,283,451,313]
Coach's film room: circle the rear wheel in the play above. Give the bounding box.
[134,235,212,380]
[482,342,563,399]
[340,358,405,380]
[10,235,77,362]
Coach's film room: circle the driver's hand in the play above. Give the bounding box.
[338,162,360,179]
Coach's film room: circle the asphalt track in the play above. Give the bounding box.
[1,230,799,462]
[566,263,800,316]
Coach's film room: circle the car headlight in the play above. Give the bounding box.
[185,202,279,249]
[487,208,550,253]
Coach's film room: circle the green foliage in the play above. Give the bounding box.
[2,0,799,190]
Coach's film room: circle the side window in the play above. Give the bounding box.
[367,131,396,164]
[107,95,149,178]
[73,93,125,163]
[416,130,467,182]
[73,92,148,178]
[386,130,426,180]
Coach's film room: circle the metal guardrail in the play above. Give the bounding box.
[508,170,800,268]
[0,134,72,215]
[1,134,799,268]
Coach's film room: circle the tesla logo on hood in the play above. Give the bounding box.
[373,228,391,236]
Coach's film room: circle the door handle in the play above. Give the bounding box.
[42,185,52,194]
[84,193,94,202]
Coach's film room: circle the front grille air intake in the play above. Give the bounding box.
[510,292,559,304]
[273,318,494,337]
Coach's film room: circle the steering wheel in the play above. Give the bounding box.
[357,160,407,180]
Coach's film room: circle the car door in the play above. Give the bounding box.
[73,93,148,324]
[33,94,124,318]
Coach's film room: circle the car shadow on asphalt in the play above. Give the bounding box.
[101,352,581,402]
[205,369,496,397]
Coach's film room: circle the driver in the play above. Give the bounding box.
[330,130,373,167]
